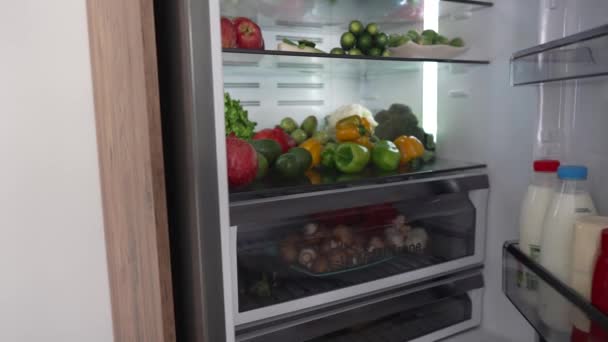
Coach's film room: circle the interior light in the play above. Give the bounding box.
[422,0,439,138]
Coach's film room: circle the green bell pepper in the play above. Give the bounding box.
[321,143,338,169]
[334,142,370,174]
[371,140,401,171]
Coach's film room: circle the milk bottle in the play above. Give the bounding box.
[518,160,560,298]
[539,165,596,331]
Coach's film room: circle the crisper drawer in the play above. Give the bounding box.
[230,173,488,325]
[236,269,484,342]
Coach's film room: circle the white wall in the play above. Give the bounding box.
[0,1,113,341]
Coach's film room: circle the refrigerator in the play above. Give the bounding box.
[154,0,608,341]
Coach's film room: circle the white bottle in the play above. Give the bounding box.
[539,165,597,331]
[519,160,560,297]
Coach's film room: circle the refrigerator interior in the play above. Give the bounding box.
[223,0,540,339]
[221,0,538,340]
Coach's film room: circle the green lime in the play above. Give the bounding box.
[421,29,437,39]
[250,139,282,165]
[312,130,330,144]
[435,35,449,45]
[348,48,363,56]
[357,33,373,53]
[330,47,345,55]
[300,115,318,136]
[449,37,464,47]
[279,117,298,133]
[368,47,382,57]
[365,23,379,36]
[406,30,420,42]
[349,20,364,36]
[291,129,308,144]
[275,153,302,179]
[419,36,434,46]
[374,33,389,49]
[255,153,269,180]
[340,32,356,50]
[289,147,313,171]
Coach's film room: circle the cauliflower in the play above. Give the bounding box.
[324,104,378,138]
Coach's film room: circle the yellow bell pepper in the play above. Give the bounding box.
[394,136,425,165]
[299,138,323,168]
[336,115,362,129]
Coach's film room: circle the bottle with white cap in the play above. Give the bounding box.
[538,165,597,331]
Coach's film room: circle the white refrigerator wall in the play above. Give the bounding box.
[440,1,541,341]
[538,0,608,214]
[0,1,113,341]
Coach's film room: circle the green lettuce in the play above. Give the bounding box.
[224,92,256,139]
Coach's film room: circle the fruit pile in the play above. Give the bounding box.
[331,20,391,57]
[225,95,436,189]
[221,16,265,50]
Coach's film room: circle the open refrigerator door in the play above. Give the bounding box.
[155,0,608,341]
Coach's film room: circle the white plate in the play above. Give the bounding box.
[389,41,468,59]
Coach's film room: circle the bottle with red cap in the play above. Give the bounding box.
[518,160,560,298]
[590,228,608,341]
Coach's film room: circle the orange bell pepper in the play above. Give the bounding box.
[299,138,323,168]
[354,136,374,150]
[394,135,425,165]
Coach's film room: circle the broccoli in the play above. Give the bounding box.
[374,103,427,143]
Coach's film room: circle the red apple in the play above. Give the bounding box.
[253,128,291,153]
[234,17,265,50]
[226,135,258,188]
[221,17,237,48]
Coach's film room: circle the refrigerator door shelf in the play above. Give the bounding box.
[503,242,608,341]
[511,24,608,86]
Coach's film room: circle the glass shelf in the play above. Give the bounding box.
[511,24,608,86]
[229,158,485,203]
[503,242,608,341]
[223,49,489,77]
[220,0,493,31]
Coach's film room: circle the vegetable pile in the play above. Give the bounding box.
[389,29,464,48]
[225,93,436,189]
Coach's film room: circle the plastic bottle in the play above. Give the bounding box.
[519,160,560,296]
[590,229,608,341]
[538,165,597,331]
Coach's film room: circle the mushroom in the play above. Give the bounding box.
[298,248,317,269]
[320,238,340,254]
[391,215,411,238]
[368,236,385,252]
[327,249,348,270]
[280,243,298,264]
[302,222,319,236]
[333,225,354,247]
[385,226,405,249]
[405,227,429,253]
[345,248,360,266]
[311,256,329,273]
[351,234,366,254]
